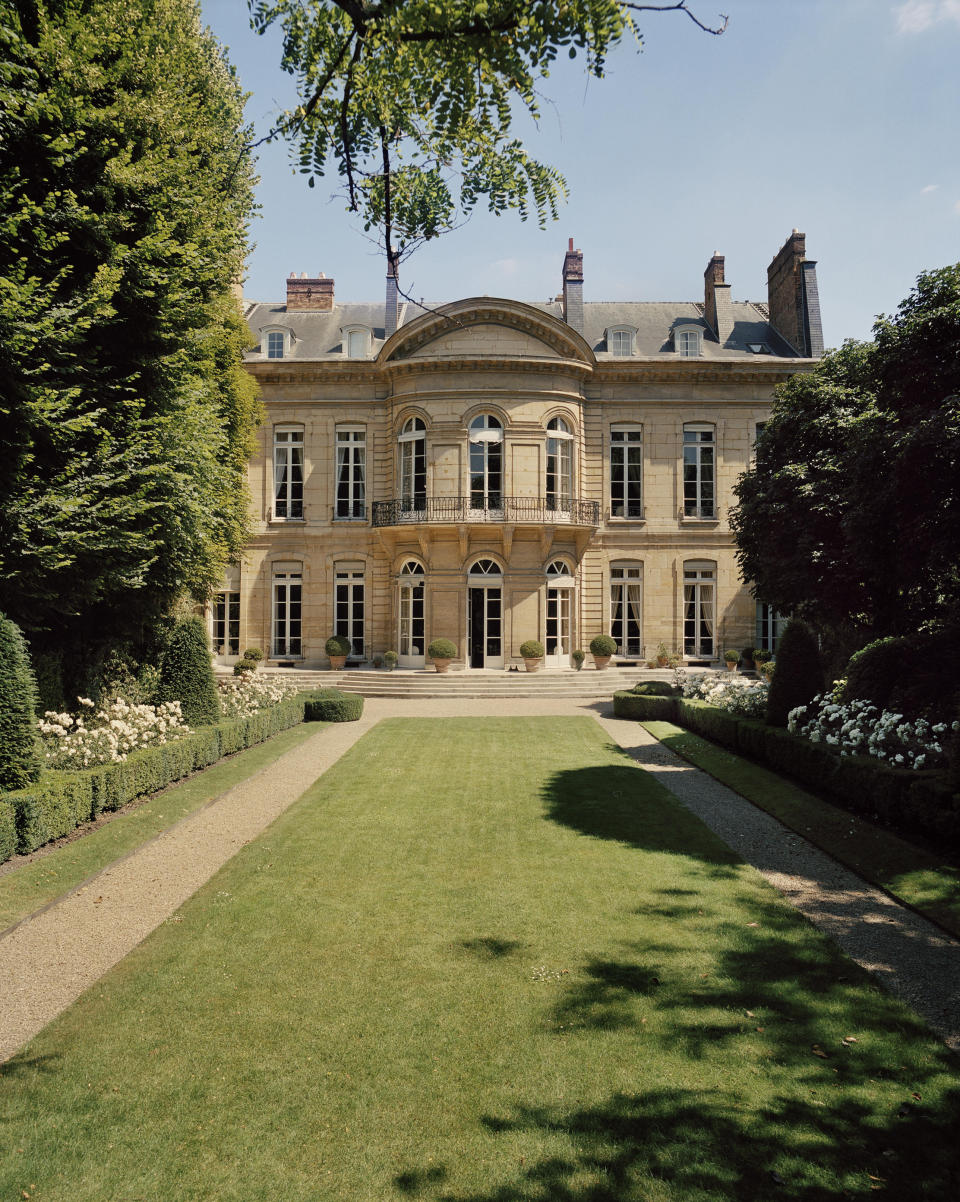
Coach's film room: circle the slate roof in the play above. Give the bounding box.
[244,297,801,362]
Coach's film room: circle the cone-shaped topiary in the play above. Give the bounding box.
[0,612,42,789]
[765,619,825,727]
[157,616,220,726]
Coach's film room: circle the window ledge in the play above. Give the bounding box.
[268,514,306,525]
[607,513,646,525]
[679,514,720,525]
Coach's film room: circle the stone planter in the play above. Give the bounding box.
[432,658,453,674]
[328,655,347,670]
[593,655,612,670]
[523,658,542,673]
[725,660,737,671]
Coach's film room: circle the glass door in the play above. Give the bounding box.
[545,559,574,666]
[468,587,503,669]
[398,561,425,667]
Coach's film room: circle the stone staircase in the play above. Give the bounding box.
[254,664,689,699]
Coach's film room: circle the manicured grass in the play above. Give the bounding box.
[0,721,323,933]
[643,720,960,939]
[2,717,958,1201]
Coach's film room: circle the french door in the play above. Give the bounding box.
[468,588,503,668]
[398,561,425,667]
[545,587,571,666]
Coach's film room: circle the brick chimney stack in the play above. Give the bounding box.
[561,238,584,333]
[286,271,335,311]
[703,252,733,344]
[385,252,399,338]
[766,231,824,358]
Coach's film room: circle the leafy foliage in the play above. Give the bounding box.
[156,617,220,726]
[732,266,960,636]
[248,1,724,266]
[765,619,824,729]
[0,0,260,680]
[589,634,617,656]
[0,612,42,789]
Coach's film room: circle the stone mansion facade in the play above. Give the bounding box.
[211,232,823,669]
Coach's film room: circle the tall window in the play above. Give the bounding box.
[683,562,715,658]
[609,329,633,356]
[266,331,285,359]
[399,418,427,511]
[546,417,573,511]
[610,563,643,656]
[545,559,574,660]
[335,568,365,659]
[610,425,643,518]
[336,428,365,519]
[676,328,701,357]
[756,603,785,653]
[346,329,367,359]
[273,427,303,519]
[683,424,715,518]
[469,414,502,511]
[213,591,240,656]
[272,570,302,657]
[398,560,425,660]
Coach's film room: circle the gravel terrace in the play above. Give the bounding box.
[1,697,958,1063]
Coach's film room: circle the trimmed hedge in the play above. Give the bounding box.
[616,693,958,846]
[157,616,220,726]
[613,692,677,722]
[0,797,17,863]
[0,612,42,790]
[1,694,307,859]
[302,689,364,723]
[631,681,676,697]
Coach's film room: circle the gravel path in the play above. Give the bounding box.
[1,698,958,1063]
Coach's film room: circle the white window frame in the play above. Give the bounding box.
[682,423,716,519]
[546,417,574,512]
[675,325,702,358]
[683,561,716,659]
[334,567,365,659]
[335,427,366,520]
[341,325,371,359]
[468,414,503,513]
[756,603,786,653]
[398,417,427,512]
[273,426,304,520]
[272,570,303,658]
[610,424,643,520]
[606,326,637,357]
[213,591,240,657]
[609,562,643,657]
[261,325,293,359]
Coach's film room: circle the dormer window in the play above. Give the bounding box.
[341,326,371,359]
[675,325,702,358]
[606,326,636,357]
[261,325,293,359]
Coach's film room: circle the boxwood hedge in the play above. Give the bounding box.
[302,689,364,723]
[613,692,677,722]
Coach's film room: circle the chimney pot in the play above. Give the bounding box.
[286,271,335,311]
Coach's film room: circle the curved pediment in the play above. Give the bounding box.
[379,298,596,369]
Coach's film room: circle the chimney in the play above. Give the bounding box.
[766,231,824,357]
[561,238,584,333]
[385,252,399,338]
[703,252,733,344]
[286,270,334,311]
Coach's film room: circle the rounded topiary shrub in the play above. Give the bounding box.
[631,680,676,697]
[520,639,544,659]
[157,616,220,727]
[325,634,352,657]
[765,619,825,728]
[242,647,264,663]
[841,637,907,710]
[233,658,256,676]
[589,634,617,657]
[303,689,364,722]
[428,638,457,660]
[0,612,42,790]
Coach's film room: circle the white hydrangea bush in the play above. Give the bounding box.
[682,673,769,719]
[787,695,957,771]
[217,673,302,719]
[38,697,190,769]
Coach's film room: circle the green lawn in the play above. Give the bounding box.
[2,717,958,1201]
[642,720,960,939]
[0,721,323,933]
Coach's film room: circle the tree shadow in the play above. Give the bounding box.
[0,1052,61,1079]
[457,937,524,960]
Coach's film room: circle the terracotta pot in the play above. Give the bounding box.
[656,656,669,667]
[725,660,737,671]
[593,655,612,670]
[328,655,347,670]
[432,657,452,674]
[523,658,542,673]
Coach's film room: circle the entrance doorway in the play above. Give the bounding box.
[398,560,425,668]
[467,559,503,668]
[545,559,574,667]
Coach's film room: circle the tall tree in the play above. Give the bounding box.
[248,1,726,276]
[731,265,960,638]
[0,0,260,674]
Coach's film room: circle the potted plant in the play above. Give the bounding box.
[384,650,398,671]
[740,646,756,672]
[572,649,585,671]
[759,658,775,682]
[427,637,457,673]
[325,634,351,670]
[519,639,544,672]
[723,649,739,671]
[373,655,384,668]
[589,634,617,670]
[655,640,670,667]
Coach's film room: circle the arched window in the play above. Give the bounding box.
[546,558,574,579]
[610,562,643,656]
[683,560,716,658]
[468,558,502,578]
[469,415,503,512]
[467,559,503,669]
[546,417,574,512]
[545,559,574,662]
[398,560,425,663]
[398,418,426,512]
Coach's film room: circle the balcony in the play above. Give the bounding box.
[372,496,601,528]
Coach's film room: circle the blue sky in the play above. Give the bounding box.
[200,0,960,349]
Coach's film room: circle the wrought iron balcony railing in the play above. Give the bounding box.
[372,496,600,528]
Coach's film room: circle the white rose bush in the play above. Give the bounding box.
[217,673,302,719]
[788,695,957,772]
[38,697,191,769]
[682,673,769,720]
